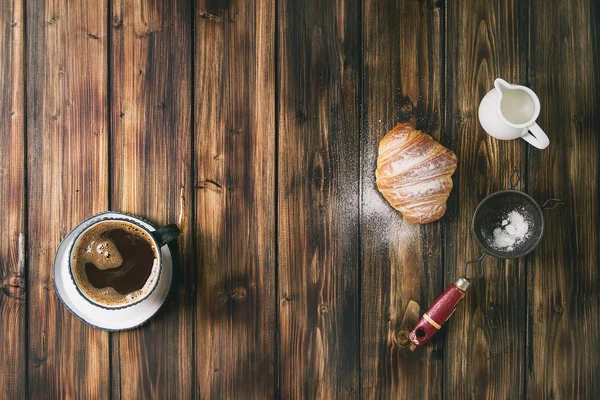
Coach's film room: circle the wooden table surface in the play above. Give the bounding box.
[1,0,598,398]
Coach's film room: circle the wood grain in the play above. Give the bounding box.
[110,0,193,397]
[0,0,25,397]
[277,0,361,397]
[0,0,598,397]
[194,0,276,398]
[527,0,600,397]
[26,0,110,397]
[360,0,444,398]
[444,0,528,398]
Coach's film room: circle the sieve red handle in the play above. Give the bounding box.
[409,278,470,347]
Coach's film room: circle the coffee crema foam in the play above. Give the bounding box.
[71,221,159,306]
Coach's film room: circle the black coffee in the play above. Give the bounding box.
[72,220,159,306]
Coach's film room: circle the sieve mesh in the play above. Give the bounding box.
[473,190,544,259]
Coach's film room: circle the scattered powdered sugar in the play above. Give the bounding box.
[361,182,397,242]
[360,145,416,246]
[362,184,418,247]
[486,209,531,251]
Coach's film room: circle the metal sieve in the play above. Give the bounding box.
[409,172,562,347]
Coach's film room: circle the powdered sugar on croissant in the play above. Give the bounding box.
[376,123,458,224]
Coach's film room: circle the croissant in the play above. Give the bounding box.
[376,123,458,224]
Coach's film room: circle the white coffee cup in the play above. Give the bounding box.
[67,214,180,309]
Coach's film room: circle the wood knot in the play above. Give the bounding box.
[217,287,247,302]
[87,33,100,40]
[1,274,26,300]
[392,300,421,348]
[401,103,413,114]
[199,12,220,21]
[393,329,411,347]
[457,112,472,125]
[281,293,294,303]
[112,18,123,29]
[553,303,564,315]
[231,287,247,300]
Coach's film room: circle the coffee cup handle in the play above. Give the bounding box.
[152,224,181,247]
[522,123,550,149]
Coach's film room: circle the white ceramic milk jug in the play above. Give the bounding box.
[478,78,549,149]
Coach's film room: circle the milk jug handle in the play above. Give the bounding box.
[522,123,550,149]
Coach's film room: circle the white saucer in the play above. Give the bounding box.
[53,211,173,331]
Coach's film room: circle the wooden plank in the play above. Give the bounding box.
[26,0,110,397]
[527,0,599,397]
[277,0,360,397]
[360,1,444,398]
[443,0,529,398]
[194,0,276,398]
[110,0,193,397]
[0,0,26,397]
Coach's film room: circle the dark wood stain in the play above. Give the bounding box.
[526,0,600,397]
[194,0,276,397]
[26,0,110,398]
[0,0,26,397]
[110,0,194,397]
[0,0,598,398]
[278,0,361,398]
[444,0,528,398]
[361,0,444,398]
